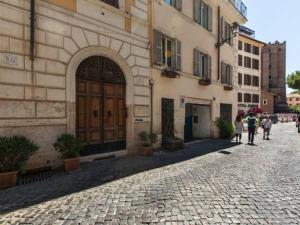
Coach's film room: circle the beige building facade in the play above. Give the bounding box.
[287,93,300,107]
[150,0,246,142]
[237,31,265,114]
[0,0,150,169]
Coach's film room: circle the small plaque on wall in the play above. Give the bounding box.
[0,53,18,66]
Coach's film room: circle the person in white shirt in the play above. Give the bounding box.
[261,116,272,140]
[234,115,244,143]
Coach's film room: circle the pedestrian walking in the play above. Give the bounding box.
[234,115,244,143]
[298,115,300,133]
[261,116,272,140]
[255,117,260,134]
[246,111,256,145]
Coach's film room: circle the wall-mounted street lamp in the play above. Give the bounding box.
[215,22,240,48]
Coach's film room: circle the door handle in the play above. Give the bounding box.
[93,110,98,117]
[107,110,112,118]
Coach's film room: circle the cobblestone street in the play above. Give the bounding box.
[1,123,300,224]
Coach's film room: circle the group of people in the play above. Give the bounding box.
[234,112,273,145]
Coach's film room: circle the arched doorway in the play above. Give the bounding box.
[76,56,126,156]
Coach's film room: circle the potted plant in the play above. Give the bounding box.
[53,134,81,172]
[199,78,211,86]
[216,118,235,139]
[138,131,158,156]
[0,136,39,189]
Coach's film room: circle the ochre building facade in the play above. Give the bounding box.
[0,0,150,169]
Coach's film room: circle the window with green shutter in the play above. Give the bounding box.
[194,0,212,32]
[194,49,211,79]
[153,30,181,71]
[221,62,233,85]
[164,0,182,11]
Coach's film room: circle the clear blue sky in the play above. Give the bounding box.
[243,0,299,94]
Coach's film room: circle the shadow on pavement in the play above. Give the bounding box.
[0,139,237,214]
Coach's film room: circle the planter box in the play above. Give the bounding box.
[161,69,179,78]
[0,171,17,189]
[199,78,211,86]
[163,138,184,151]
[224,85,233,91]
[64,157,80,172]
[139,145,153,156]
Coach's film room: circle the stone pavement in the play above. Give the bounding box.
[1,123,300,224]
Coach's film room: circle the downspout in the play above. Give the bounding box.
[148,0,154,135]
[217,6,221,80]
[30,0,36,99]
[30,0,35,61]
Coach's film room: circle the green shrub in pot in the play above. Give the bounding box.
[53,134,82,172]
[0,136,39,173]
[0,136,38,189]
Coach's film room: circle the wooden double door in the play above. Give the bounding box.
[76,56,126,156]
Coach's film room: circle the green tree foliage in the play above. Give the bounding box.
[290,105,300,113]
[287,71,300,90]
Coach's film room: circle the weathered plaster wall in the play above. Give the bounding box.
[0,0,150,169]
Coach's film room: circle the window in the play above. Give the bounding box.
[223,21,233,45]
[252,59,260,70]
[252,76,259,87]
[153,30,181,71]
[162,37,173,68]
[238,55,243,66]
[263,99,268,105]
[244,43,252,53]
[252,94,259,103]
[164,0,182,10]
[244,74,252,86]
[238,93,243,102]
[253,46,259,55]
[194,0,212,31]
[238,73,242,85]
[244,56,251,68]
[244,93,251,103]
[100,0,119,8]
[221,62,233,85]
[194,49,211,79]
[238,41,243,50]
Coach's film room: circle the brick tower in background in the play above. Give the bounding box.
[261,41,289,113]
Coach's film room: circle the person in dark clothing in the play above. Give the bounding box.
[298,116,300,133]
[246,112,256,145]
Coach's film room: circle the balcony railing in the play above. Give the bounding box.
[229,0,247,19]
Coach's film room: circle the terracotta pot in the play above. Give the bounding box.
[139,145,153,156]
[64,157,80,172]
[0,171,17,190]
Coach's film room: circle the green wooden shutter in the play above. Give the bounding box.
[194,49,200,76]
[194,0,200,23]
[175,0,182,10]
[221,17,225,40]
[207,5,212,32]
[221,62,225,83]
[203,54,208,78]
[229,65,233,85]
[175,39,181,71]
[153,29,163,65]
[208,55,212,79]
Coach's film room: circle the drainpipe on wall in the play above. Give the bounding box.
[217,6,221,80]
[30,0,36,98]
[30,0,35,61]
[150,79,154,136]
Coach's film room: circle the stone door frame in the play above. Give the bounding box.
[66,46,135,151]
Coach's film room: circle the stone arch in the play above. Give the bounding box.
[66,46,135,151]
